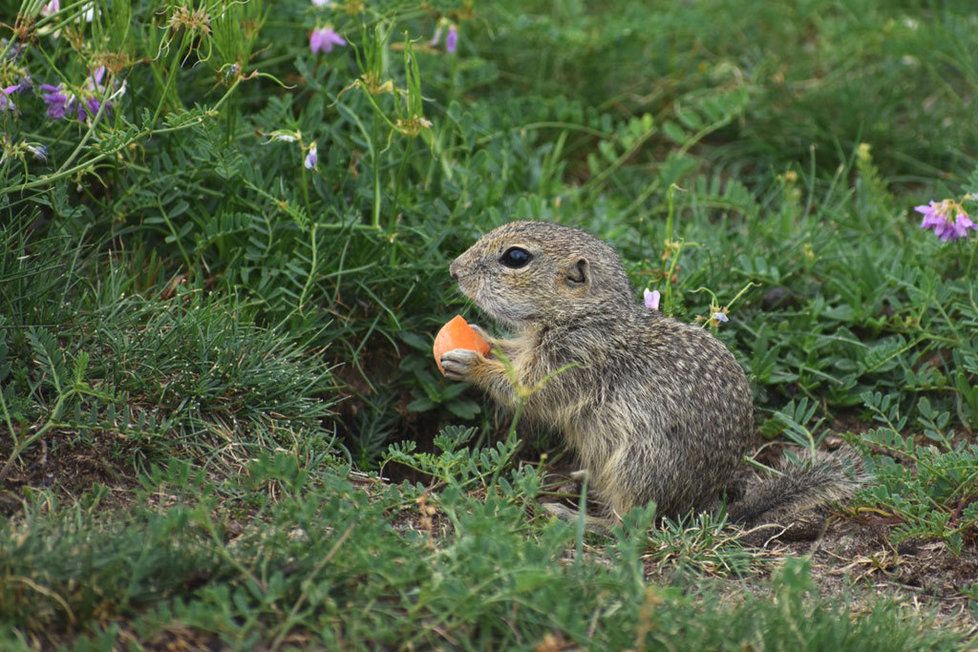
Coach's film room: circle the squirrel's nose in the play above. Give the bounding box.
[449,259,460,280]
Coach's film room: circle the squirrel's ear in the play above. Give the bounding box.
[565,258,589,288]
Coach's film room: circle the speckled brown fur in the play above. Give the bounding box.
[442,221,862,525]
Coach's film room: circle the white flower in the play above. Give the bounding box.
[644,288,661,311]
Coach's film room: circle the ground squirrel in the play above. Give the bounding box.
[442,220,862,530]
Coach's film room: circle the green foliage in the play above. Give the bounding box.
[0,466,959,650]
[479,0,978,181]
[398,331,484,419]
[643,511,755,578]
[0,221,338,474]
[856,391,978,554]
[384,424,532,497]
[0,495,224,631]
[1,0,977,646]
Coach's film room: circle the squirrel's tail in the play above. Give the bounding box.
[726,448,866,527]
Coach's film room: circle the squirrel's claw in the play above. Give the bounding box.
[440,348,483,381]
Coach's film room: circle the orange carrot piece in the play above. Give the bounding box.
[433,315,490,375]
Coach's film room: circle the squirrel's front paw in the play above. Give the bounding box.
[440,348,484,382]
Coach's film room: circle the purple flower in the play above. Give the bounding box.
[41,0,59,16]
[311,0,331,5]
[310,27,345,54]
[0,77,29,111]
[78,96,102,120]
[643,288,661,311]
[40,83,70,119]
[87,66,106,90]
[0,84,20,111]
[2,39,21,61]
[304,142,318,170]
[445,25,458,54]
[39,67,115,122]
[712,311,729,323]
[915,200,977,242]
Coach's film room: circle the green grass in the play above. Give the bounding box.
[0,462,960,650]
[1,0,977,647]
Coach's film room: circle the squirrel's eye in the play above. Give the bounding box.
[499,247,532,269]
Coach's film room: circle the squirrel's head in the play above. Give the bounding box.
[450,221,634,328]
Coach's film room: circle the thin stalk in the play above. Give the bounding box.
[151,32,191,125]
[297,223,319,315]
[372,115,382,229]
[0,390,71,484]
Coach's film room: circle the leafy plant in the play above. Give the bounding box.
[856,391,978,554]
[1,0,977,646]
